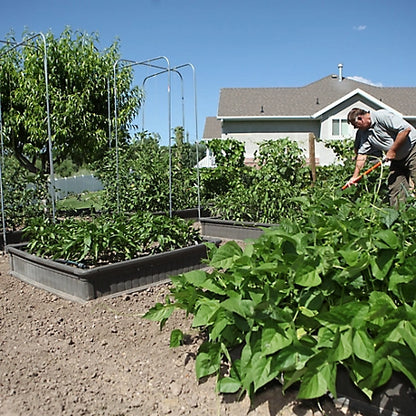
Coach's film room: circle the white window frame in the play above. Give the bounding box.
[331,118,349,137]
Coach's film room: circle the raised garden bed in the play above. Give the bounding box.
[336,367,415,416]
[0,230,24,249]
[7,239,219,303]
[200,217,277,240]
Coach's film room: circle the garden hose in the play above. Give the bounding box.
[342,159,385,190]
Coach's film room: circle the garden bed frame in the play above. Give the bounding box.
[336,366,415,416]
[7,239,218,303]
[200,217,277,240]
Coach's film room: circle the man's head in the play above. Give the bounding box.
[347,108,372,130]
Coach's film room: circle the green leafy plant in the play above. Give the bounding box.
[200,138,249,203]
[0,28,141,175]
[144,194,416,401]
[1,155,50,229]
[23,212,202,266]
[203,138,312,223]
[93,131,200,213]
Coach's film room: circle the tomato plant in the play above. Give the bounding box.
[93,131,201,213]
[202,139,312,223]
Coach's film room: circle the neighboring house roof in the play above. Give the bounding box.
[217,75,416,120]
[202,116,222,139]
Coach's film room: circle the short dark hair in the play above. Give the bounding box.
[347,108,369,124]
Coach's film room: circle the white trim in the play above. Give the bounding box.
[218,116,314,121]
[312,88,403,118]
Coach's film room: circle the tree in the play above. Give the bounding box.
[0,28,142,174]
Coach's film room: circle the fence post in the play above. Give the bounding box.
[309,133,316,184]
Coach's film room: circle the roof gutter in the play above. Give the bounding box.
[218,115,315,121]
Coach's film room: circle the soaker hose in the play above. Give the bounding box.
[342,159,385,190]
[55,258,88,269]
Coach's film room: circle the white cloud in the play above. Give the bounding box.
[347,76,383,87]
[353,25,367,31]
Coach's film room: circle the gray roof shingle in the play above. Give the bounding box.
[218,76,416,118]
[202,116,222,139]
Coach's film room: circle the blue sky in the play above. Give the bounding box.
[1,0,415,146]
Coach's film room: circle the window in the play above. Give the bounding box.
[332,119,349,136]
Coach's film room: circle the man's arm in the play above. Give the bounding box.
[352,154,367,177]
[344,154,367,188]
[386,127,411,160]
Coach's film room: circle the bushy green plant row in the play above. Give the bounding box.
[23,211,202,266]
[144,192,416,401]
[143,136,414,401]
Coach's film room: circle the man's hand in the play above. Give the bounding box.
[344,176,360,188]
[385,149,396,160]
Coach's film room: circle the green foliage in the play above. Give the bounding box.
[0,28,141,174]
[171,126,206,170]
[23,211,202,266]
[54,158,82,178]
[93,131,200,213]
[1,155,50,229]
[202,138,311,222]
[207,138,246,167]
[200,138,248,201]
[144,194,416,401]
[319,137,354,165]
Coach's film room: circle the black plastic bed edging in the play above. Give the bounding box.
[7,238,220,303]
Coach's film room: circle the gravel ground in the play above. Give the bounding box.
[0,253,363,416]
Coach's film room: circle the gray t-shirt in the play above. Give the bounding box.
[356,110,416,160]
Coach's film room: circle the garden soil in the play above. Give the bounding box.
[0,253,364,416]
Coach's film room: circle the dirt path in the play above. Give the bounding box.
[0,253,360,416]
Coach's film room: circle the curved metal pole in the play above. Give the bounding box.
[0,90,7,250]
[39,32,56,223]
[171,63,201,219]
[0,33,55,231]
[112,56,172,215]
[141,68,184,133]
[1,33,55,221]
[107,76,111,148]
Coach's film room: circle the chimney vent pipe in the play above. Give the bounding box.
[338,63,343,82]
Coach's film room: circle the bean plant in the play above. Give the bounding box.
[144,141,414,401]
[144,192,416,401]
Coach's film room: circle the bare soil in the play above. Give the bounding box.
[0,254,362,416]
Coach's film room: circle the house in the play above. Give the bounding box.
[202,64,416,165]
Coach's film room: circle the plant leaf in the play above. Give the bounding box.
[169,329,184,347]
[352,329,375,363]
[143,302,174,322]
[370,249,395,280]
[192,299,220,327]
[218,376,241,393]
[210,241,242,269]
[195,342,222,379]
[261,323,293,355]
